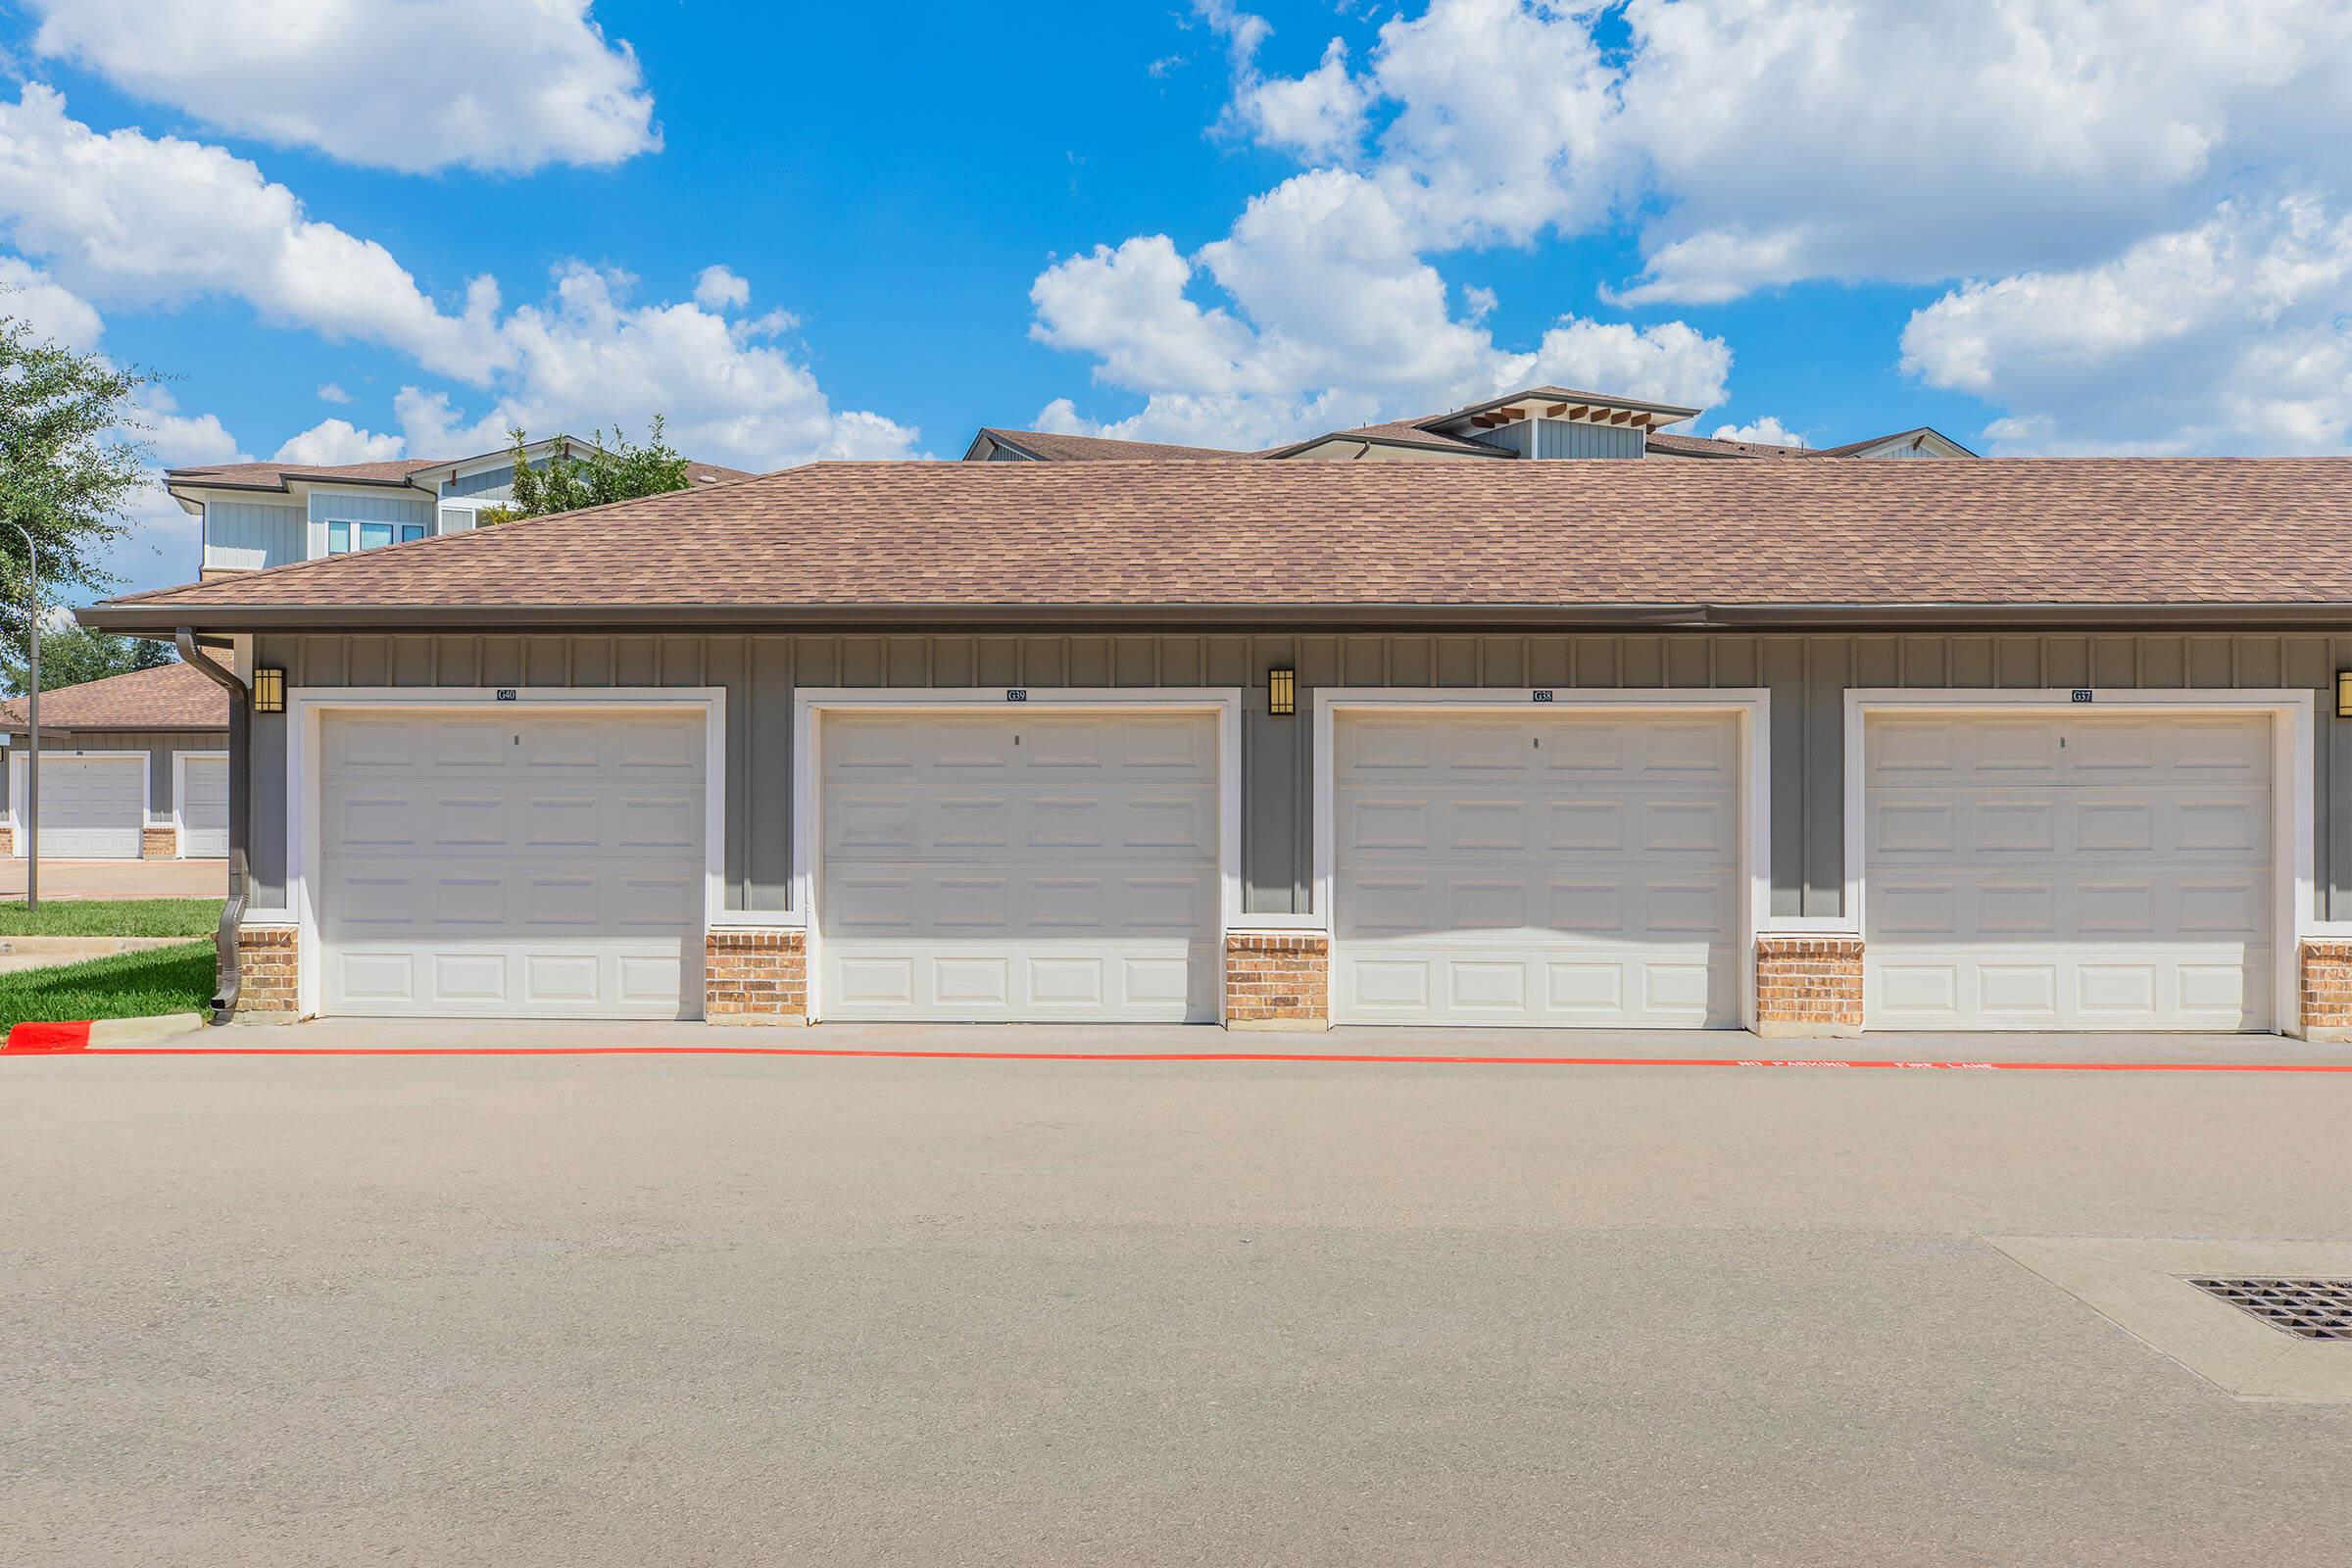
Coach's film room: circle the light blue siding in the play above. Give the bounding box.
[1537,418,1645,459]
[205,501,307,571]
[1467,422,1533,457]
[442,464,515,500]
[307,488,436,559]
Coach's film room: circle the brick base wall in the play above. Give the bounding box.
[1755,936,1864,1039]
[1225,932,1330,1031]
[142,826,176,859]
[2299,940,2352,1041]
[0,825,11,857]
[705,928,808,1024]
[234,925,300,1022]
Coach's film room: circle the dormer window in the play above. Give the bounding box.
[327,519,427,555]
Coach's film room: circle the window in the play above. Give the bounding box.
[326,519,430,555]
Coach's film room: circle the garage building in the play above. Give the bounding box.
[1,662,231,860]
[80,452,2352,1039]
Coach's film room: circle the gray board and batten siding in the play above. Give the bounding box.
[0,728,226,816]
[248,628,2352,923]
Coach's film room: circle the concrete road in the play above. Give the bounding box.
[5,1028,2351,1565]
[0,858,225,900]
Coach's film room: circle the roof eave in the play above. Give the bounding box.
[78,599,2352,636]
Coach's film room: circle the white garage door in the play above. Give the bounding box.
[12,755,144,858]
[1332,710,1742,1027]
[1864,711,2274,1031]
[818,710,1220,1021]
[179,756,229,858]
[319,710,706,1019]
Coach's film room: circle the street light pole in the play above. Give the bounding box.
[9,523,35,911]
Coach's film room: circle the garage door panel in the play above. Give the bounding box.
[320,711,705,1019]
[1868,870,2267,944]
[13,757,145,858]
[818,711,1221,1022]
[1338,942,1736,1027]
[1334,710,1744,1029]
[178,757,230,858]
[1864,711,2273,1031]
[1868,794,2269,861]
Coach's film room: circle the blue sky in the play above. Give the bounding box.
[4,0,2351,598]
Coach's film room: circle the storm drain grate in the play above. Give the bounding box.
[2185,1278,2352,1341]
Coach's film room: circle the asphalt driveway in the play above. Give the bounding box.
[6,1025,2352,1565]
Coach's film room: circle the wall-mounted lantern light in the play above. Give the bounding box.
[1268,666,1297,717]
[251,666,286,714]
[2338,670,2352,719]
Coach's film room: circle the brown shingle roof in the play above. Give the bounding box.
[83,458,2352,625]
[976,428,1250,463]
[170,458,441,490]
[1268,421,1509,457]
[1803,426,1976,460]
[1644,431,1815,460]
[168,455,757,493]
[0,661,227,731]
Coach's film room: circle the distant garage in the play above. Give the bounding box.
[7,753,147,858]
[1,662,232,859]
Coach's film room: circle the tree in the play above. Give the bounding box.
[0,622,172,698]
[0,308,161,674]
[478,416,692,523]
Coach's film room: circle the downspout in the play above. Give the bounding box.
[177,629,247,1024]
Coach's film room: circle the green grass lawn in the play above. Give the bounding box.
[0,899,224,938]
[0,942,214,1026]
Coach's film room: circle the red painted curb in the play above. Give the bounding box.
[8,1043,2352,1073]
[4,1021,92,1053]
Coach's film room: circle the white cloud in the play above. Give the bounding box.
[1036,0,2352,452]
[316,382,350,405]
[0,86,505,380]
[1710,416,1807,448]
[0,254,102,349]
[394,264,918,468]
[134,387,243,467]
[1233,0,2352,305]
[1237,39,1369,163]
[26,0,658,173]
[1608,0,2352,303]
[272,418,405,466]
[693,265,751,312]
[1030,166,1729,448]
[1901,195,2352,454]
[0,89,910,470]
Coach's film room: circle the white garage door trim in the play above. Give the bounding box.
[283,687,728,1019]
[6,751,150,858]
[792,687,1244,1022]
[1841,689,2314,1034]
[1313,688,1774,1031]
[172,750,230,859]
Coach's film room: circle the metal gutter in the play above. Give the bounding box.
[175,630,248,1025]
[79,600,2352,636]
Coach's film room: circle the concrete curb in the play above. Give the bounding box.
[91,1012,209,1046]
[0,936,203,975]
[5,1012,207,1052]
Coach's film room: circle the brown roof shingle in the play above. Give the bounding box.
[0,661,228,731]
[168,455,756,493]
[976,428,1250,463]
[85,457,2352,624]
